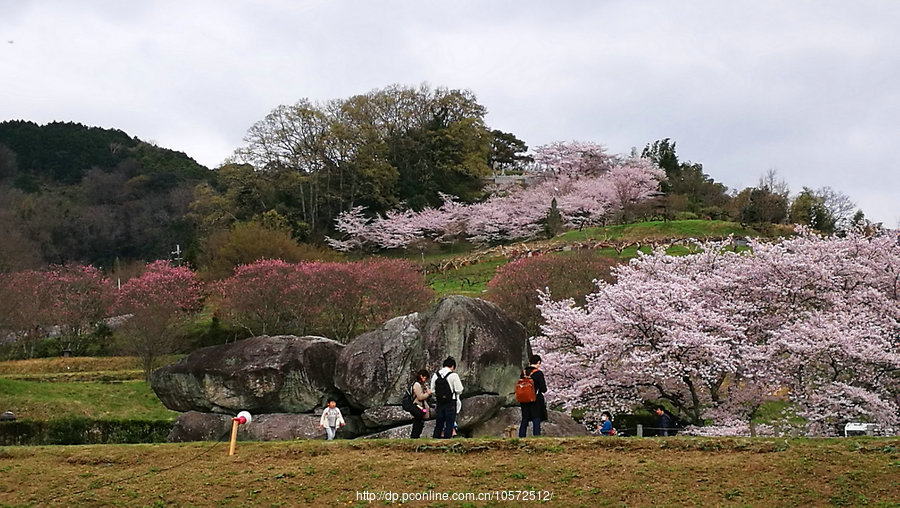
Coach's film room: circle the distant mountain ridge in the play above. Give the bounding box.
[0,120,209,185]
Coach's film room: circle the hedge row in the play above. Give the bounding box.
[0,417,172,445]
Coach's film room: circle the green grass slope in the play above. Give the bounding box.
[0,378,177,421]
[0,357,180,421]
[421,220,765,297]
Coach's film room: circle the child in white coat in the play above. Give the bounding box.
[318,400,345,440]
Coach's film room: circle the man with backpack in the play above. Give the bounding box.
[517,354,547,437]
[431,356,464,439]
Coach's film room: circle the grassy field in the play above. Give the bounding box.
[0,355,182,380]
[426,257,508,297]
[0,437,897,507]
[0,357,180,421]
[552,219,760,244]
[0,378,177,421]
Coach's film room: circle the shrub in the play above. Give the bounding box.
[187,314,242,348]
[0,418,171,445]
[485,251,617,336]
[198,222,341,281]
[47,415,95,445]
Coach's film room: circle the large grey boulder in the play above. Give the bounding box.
[335,296,530,409]
[457,394,504,431]
[167,410,365,442]
[246,413,325,441]
[361,405,415,428]
[334,314,422,410]
[151,335,344,414]
[363,420,437,439]
[249,413,364,441]
[167,411,235,442]
[468,408,590,438]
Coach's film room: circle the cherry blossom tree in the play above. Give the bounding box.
[533,229,900,436]
[115,261,203,379]
[530,140,614,176]
[601,157,667,223]
[328,142,667,251]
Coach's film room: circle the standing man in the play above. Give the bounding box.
[656,407,672,436]
[519,354,547,437]
[431,356,464,439]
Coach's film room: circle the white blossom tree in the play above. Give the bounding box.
[533,229,900,436]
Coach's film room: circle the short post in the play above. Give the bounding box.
[228,411,252,456]
[636,424,643,437]
[228,420,240,456]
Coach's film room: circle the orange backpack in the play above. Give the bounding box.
[515,368,538,403]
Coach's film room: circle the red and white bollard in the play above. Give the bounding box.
[228,411,252,456]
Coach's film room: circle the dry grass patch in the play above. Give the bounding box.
[0,437,897,507]
[0,356,182,376]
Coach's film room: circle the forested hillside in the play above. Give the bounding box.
[0,121,211,270]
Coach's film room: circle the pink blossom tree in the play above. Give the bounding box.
[0,270,47,358]
[485,252,618,336]
[217,258,434,342]
[533,229,900,436]
[216,259,316,337]
[115,261,203,379]
[326,195,471,252]
[304,259,434,341]
[42,264,115,355]
[601,157,667,223]
[530,140,614,176]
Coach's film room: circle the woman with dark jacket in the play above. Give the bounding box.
[519,354,547,437]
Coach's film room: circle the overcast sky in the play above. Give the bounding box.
[2,1,898,226]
